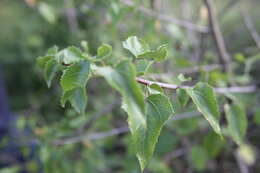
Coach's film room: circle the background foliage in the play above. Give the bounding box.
[0,0,260,172]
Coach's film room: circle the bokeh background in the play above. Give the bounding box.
[0,0,260,172]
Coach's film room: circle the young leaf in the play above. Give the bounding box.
[96,44,112,60]
[61,87,87,114]
[177,73,191,82]
[224,104,247,145]
[139,44,168,61]
[44,59,59,88]
[147,83,163,94]
[122,36,150,58]
[81,41,89,53]
[56,46,86,65]
[60,60,90,92]
[186,82,221,135]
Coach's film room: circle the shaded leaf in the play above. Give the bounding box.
[203,131,225,158]
[136,59,153,76]
[47,45,58,55]
[191,146,208,171]
[141,94,174,169]
[177,88,189,107]
[37,55,53,69]
[44,59,59,88]
[186,82,221,135]
[60,60,90,92]
[61,88,87,114]
[224,104,247,145]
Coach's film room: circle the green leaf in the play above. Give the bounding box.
[96,44,112,60]
[139,44,168,61]
[60,60,90,92]
[177,73,191,82]
[37,55,53,69]
[81,41,89,53]
[148,83,163,94]
[37,46,58,69]
[224,104,247,145]
[94,60,174,170]
[136,59,153,76]
[253,108,260,125]
[56,46,86,65]
[47,45,58,55]
[38,2,56,24]
[44,59,59,88]
[122,36,150,58]
[177,88,189,107]
[191,146,208,171]
[186,82,221,135]
[61,88,87,114]
[141,94,174,169]
[203,131,225,158]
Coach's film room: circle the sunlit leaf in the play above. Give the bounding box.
[122,36,150,58]
[56,46,86,65]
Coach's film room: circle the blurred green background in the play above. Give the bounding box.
[0,0,260,172]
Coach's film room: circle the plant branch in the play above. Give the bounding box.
[147,64,221,79]
[52,111,202,146]
[52,127,129,146]
[120,0,209,33]
[240,3,260,49]
[204,0,232,73]
[136,77,257,94]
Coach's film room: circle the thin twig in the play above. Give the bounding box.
[52,111,202,146]
[52,127,129,146]
[163,148,186,163]
[204,0,232,73]
[147,64,221,79]
[240,3,260,49]
[120,0,209,33]
[136,77,257,94]
[64,0,79,33]
[77,99,120,134]
[235,152,250,173]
